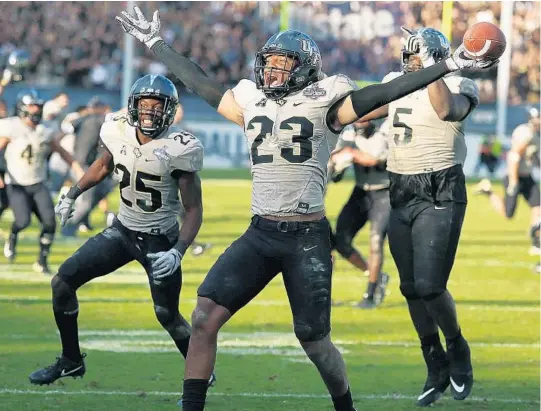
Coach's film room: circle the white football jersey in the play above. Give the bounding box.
[511,123,540,176]
[0,116,55,186]
[100,113,204,234]
[337,119,390,191]
[232,74,356,216]
[383,72,480,175]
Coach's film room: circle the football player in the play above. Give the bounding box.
[359,28,487,405]
[28,74,216,387]
[475,107,540,261]
[328,119,391,309]
[117,8,496,410]
[0,90,85,274]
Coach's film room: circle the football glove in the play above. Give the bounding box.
[445,44,499,71]
[400,27,421,54]
[147,248,183,284]
[55,194,75,227]
[116,6,162,49]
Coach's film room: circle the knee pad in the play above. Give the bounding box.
[293,318,329,342]
[40,232,54,246]
[414,278,446,300]
[400,281,420,300]
[154,305,175,327]
[51,276,78,314]
[334,233,355,259]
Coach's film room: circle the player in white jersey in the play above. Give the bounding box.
[328,119,391,309]
[0,89,84,274]
[359,28,486,405]
[29,74,216,388]
[475,107,540,270]
[117,7,498,409]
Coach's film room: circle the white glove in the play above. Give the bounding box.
[400,27,421,54]
[147,248,183,283]
[55,194,75,227]
[445,44,499,71]
[115,6,162,49]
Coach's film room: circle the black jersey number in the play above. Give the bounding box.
[115,164,163,212]
[247,116,314,165]
[392,108,413,146]
[21,144,33,165]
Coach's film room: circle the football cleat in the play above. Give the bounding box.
[33,260,52,275]
[4,233,16,262]
[473,178,492,195]
[447,335,473,401]
[29,353,86,385]
[356,294,377,309]
[417,344,450,407]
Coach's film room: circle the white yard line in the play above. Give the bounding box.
[0,388,538,405]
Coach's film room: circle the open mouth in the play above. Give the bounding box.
[141,118,154,127]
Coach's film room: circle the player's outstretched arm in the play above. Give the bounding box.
[330,43,497,128]
[174,171,203,256]
[66,149,114,201]
[116,7,243,126]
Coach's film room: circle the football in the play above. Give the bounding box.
[463,22,507,60]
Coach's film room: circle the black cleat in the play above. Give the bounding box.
[356,294,377,309]
[29,353,86,385]
[417,344,450,407]
[447,335,473,401]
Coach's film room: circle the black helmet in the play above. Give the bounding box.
[127,74,178,138]
[5,49,30,82]
[15,89,44,124]
[254,30,322,100]
[402,27,450,72]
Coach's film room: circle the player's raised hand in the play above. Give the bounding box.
[400,27,421,54]
[54,194,75,227]
[446,44,499,71]
[116,6,162,49]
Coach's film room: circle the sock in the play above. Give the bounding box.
[365,281,377,299]
[39,234,53,264]
[174,336,191,359]
[420,332,441,348]
[54,309,82,361]
[331,386,355,411]
[445,329,463,346]
[182,379,209,411]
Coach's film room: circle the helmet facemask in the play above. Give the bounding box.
[128,95,176,139]
[255,51,301,100]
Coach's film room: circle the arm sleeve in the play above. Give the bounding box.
[350,61,452,118]
[151,40,227,109]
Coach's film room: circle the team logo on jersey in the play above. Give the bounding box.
[303,83,326,99]
[133,148,142,158]
[153,146,172,166]
[120,145,127,155]
[255,98,267,107]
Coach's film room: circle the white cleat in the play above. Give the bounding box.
[473,178,492,195]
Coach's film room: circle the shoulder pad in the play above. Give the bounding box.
[381,72,402,84]
[99,115,129,150]
[166,129,205,173]
[231,79,260,110]
[444,76,480,107]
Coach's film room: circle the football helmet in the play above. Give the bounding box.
[402,28,450,72]
[5,49,30,82]
[127,74,178,138]
[254,30,322,100]
[15,89,44,124]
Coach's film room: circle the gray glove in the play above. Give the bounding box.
[54,194,75,227]
[116,6,162,49]
[147,248,183,284]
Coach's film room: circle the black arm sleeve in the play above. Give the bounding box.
[350,61,452,118]
[151,40,227,109]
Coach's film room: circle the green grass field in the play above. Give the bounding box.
[0,175,539,411]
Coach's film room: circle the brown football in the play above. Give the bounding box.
[463,22,506,60]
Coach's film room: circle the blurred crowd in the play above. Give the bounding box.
[0,1,538,103]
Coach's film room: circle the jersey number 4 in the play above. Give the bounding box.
[247,116,314,165]
[21,144,33,165]
[115,164,162,212]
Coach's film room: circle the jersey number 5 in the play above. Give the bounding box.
[393,108,413,146]
[115,164,162,212]
[247,116,314,165]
